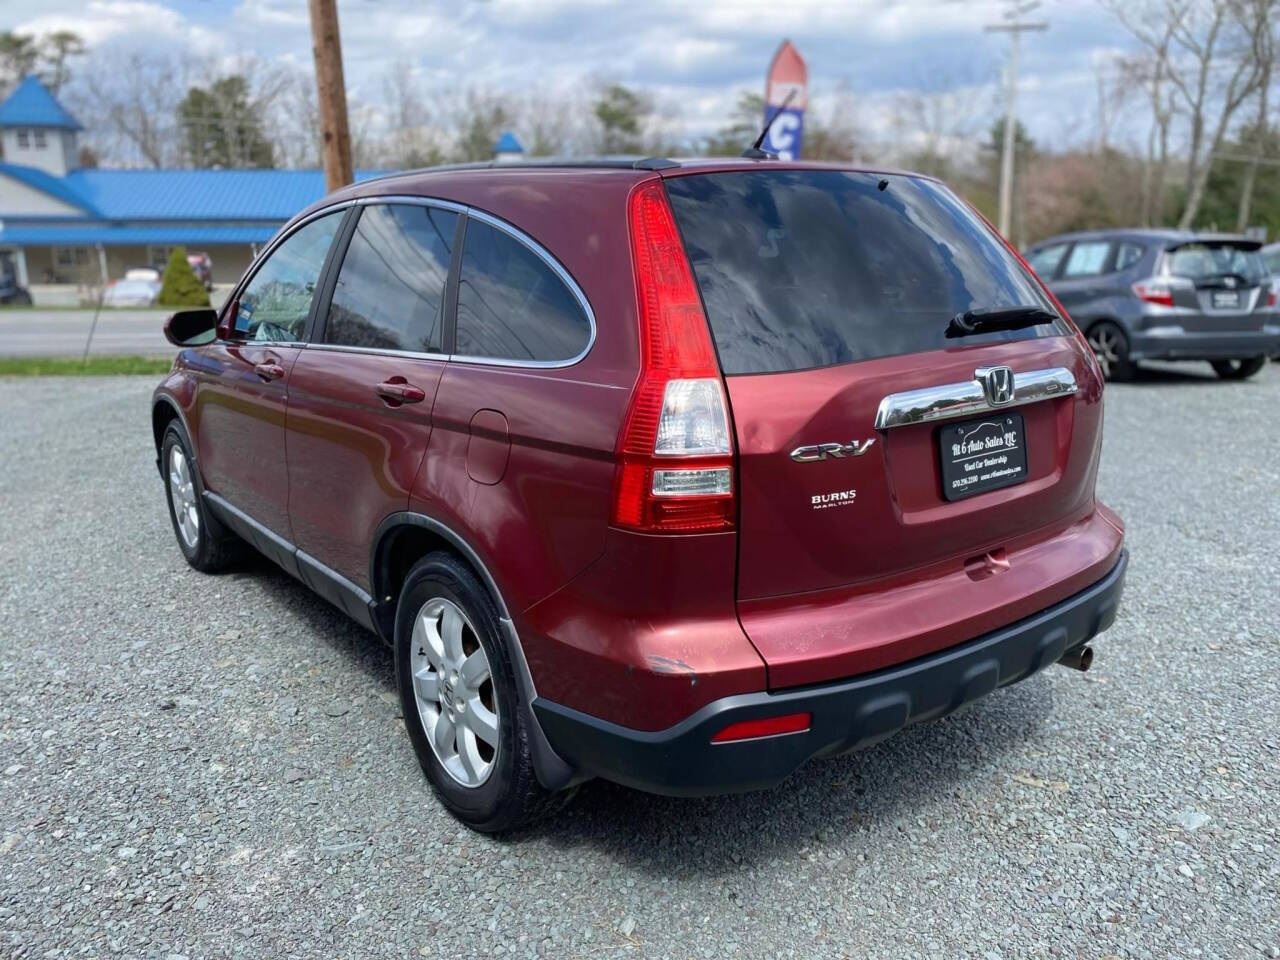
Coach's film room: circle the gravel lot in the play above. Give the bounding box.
[1,363,1277,959]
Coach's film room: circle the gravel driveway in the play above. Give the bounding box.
[1,363,1277,959]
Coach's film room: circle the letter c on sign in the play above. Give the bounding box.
[767,113,800,161]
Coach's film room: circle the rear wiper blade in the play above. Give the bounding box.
[946,305,1058,338]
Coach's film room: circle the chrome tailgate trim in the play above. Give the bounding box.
[874,366,1078,430]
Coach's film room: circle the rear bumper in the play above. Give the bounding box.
[533,549,1127,796]
[1129,325,1280,361]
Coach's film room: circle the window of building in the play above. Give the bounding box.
[324,203,457,353]
[16,129,30,149]
[54,247,90,267]
[148,246,178,270]
[454,218,591,363]
[33,129,46,149]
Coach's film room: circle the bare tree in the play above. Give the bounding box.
[1236,9,1277,230]
[72,52,188,167]
[1167,0,1274,228]
[1104,0,1187,226]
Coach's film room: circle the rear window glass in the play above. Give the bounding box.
[665,171,1064,375]
[1164,243,1266,285]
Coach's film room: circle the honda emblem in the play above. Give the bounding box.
[976,366,1015,406]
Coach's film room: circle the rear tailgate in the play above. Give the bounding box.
[1162,239,1271,331]
[665,168,1113,688]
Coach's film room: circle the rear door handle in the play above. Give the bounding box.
[375,380,426,405]
[253,362,285,381]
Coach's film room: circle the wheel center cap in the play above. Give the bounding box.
[440,680,457,713]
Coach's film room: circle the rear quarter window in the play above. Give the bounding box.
[454,217,592,364]
[664,170,1065,375]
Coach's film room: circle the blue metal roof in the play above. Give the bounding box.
[0,75,81,130]
[0,163,95,213]
[494,131,524,154]
[63,168,388,220]
[0,164,390,229]
[0,224,281,246]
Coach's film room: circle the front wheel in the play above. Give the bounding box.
[161,423,241,572]
[1209,357,1266,380]
[1086,322,1135,382]
[395,552,573,832]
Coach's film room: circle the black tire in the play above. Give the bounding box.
[395,552,572,832]
[1209,357,1266,380]
[1086,321,1136,382]
[160,422,242,572]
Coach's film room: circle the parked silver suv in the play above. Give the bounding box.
[1025,230,1279,380]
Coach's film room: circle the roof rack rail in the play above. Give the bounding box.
[348,157,682,186]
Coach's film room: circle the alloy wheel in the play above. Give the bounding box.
[409,597,499,787]
[1087,326,1119,379]
[168,445,200,549]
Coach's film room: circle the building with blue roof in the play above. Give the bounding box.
[0,75,386,300]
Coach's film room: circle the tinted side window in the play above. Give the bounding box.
[1027,243,1068,278]
[454,218,591,362]
[325,204,457,353]
[237,212,343,342]
[1062,241,1112,277]
[1115,242,1145,271]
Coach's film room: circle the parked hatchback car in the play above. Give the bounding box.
[153,160,1127,831]
[1025,229,1279,380]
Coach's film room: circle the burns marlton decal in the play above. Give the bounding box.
[811,488,857,510]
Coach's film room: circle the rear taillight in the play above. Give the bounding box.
[612,180,735,533]
[1267,289,1277,307]
[1132,281,1174,307]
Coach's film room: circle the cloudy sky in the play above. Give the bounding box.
[5,0,1138,153]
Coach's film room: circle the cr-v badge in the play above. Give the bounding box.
[790,439,876,462]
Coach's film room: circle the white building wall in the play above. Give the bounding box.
[1,127,71,177]
[0,170,82,215]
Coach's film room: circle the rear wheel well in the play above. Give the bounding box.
[372,522,492,639]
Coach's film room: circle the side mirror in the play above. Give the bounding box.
[164,307,218,347]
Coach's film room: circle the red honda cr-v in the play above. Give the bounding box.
[153,159,1126,831]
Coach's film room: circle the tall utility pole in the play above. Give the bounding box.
[308,0,353,191]
[986,1,1047,239]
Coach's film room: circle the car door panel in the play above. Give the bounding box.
[286,350,444,590]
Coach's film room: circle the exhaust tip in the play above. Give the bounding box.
[1057,644,1093,672]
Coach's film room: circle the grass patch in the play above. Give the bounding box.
[0,355,173,376]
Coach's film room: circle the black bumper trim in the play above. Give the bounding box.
[533,550,1127,797]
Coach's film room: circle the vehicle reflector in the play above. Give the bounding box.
[711,712,811,743]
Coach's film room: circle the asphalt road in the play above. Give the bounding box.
[1,363,1277,959]
[0,309,176,357]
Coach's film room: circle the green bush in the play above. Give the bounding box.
[157,246,210,308]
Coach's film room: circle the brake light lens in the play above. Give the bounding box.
[1133,281,1175,307]
[1267,289,1277,308]
[613,180,735,533]
[711,712,811,743]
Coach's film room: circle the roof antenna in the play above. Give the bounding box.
[741,89,796,160]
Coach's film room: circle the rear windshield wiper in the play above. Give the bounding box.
[946,305,1058,338]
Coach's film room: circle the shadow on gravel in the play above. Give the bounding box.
[232,548,1058,873]
[519,678,1056,874]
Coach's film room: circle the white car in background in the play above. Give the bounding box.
[103,267,162,307]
